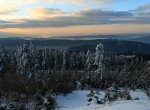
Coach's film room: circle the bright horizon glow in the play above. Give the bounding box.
[1,24,150,37]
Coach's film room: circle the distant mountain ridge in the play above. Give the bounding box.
[0,38,150,55]
[68,40,150,55]
[130,36,150,44]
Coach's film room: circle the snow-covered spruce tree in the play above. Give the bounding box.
[81,51,86,69]
[54,50,61,70]
[42,47,48,70]
[86,50,94,88]
[15,44,25,75]
[94,43,104,88]
[62,49,67,70]
[69,51,76,70]
[0,47,6,73]
[15,43,35,77]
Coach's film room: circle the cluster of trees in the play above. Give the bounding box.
[102,55,150,90]
[0,43,104,94]
[0,42,150,109]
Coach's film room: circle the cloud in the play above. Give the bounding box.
[26,8,67,20]
[0,7,17,15]
[0,4,150,28]
[134,4,150,12]
[132,4,150,16]
[46,0,116,6]
[0,0,118,21]
[76,9,133,18]
[0,0,38,20]
[0,0,36,5]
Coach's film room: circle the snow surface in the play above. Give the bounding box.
[72,100,150,110]
[57,89,150,110]
[57,90,94,110]
[130,89,149,100]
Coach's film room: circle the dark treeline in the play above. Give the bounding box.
[0,43,150,109]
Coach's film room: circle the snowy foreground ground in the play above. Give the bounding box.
[56,90,150,110]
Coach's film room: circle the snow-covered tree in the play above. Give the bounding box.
[15,43,35,76]
[94,43,104,88]
[86,50,94,87]
[86,50,93,70]
[62,49,67,70]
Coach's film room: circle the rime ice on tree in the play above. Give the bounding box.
[94,43,104,87]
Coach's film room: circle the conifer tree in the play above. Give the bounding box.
[94,43,104,88]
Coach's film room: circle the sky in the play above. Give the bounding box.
[0,0,150,37]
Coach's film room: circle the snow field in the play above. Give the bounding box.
[57,89,150,110]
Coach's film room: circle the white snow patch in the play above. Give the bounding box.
[57,90,150,110]
[130,89,149,100]
[72,100,150,110]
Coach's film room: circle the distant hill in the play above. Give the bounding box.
[68,40,150,55]
[0,38,150,55]
[130,36,150,44]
